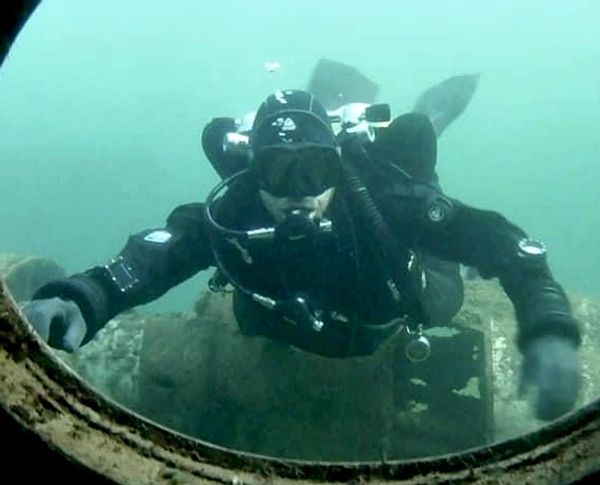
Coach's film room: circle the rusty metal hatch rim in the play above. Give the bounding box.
[2,282,600,484]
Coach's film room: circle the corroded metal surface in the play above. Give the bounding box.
[2,278,600,483]
[138,292,493,461]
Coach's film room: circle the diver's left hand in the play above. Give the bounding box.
[520,334,581,421]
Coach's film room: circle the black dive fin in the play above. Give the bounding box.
[412,74,480,137]
[306,58,379,111]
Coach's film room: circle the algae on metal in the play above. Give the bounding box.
[5,253,600,462]
[72,278,600,460]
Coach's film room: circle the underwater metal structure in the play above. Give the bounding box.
[1,2,600,483]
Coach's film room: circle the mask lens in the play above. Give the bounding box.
[254,146,340,197]
[256,149,296,194]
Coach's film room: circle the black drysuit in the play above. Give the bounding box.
[33,114,581,358]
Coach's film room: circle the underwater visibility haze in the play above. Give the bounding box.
[1,0,599,462]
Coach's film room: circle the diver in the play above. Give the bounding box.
[20,89,581,422]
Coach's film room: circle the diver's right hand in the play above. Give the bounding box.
[20,297,87,353]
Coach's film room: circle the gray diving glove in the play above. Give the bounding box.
[520,334,581,421]
[20,297,87,353]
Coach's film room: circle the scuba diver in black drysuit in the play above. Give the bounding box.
[21,89,581,422]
